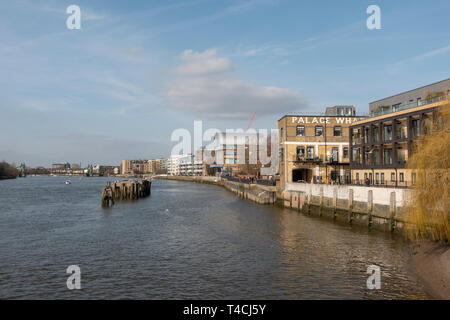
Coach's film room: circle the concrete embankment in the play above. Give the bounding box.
[153,176,277,205]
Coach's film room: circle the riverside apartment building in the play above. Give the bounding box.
[278,107,365,191]
[349,79,450,187]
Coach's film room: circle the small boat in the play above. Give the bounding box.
[65,180,71,185]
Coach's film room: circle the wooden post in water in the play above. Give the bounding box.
[101,182,115,207]
[101,179,151,207]
[348,189,354,224]
[333,188,337,220]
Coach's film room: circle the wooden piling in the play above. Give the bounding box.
[101,179,151,207]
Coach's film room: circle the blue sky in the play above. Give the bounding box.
[1,0,449,166]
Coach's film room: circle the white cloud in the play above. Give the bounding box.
[174,49,233,75]
[165,48,308,119]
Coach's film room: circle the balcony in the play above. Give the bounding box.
[371,95,448,117]
[294,156,323,164]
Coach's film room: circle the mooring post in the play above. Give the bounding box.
[319,186,324,216]
[368,190,373,228]
[333,188,337,220]
[348,189,354,224]
[390,191,396,232]
[306,190,311,214]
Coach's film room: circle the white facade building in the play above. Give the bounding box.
[167,154,203,176]
[167,155,183,176]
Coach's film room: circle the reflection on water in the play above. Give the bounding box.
[0,177,428,299]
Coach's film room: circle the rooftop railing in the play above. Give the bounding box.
[370,95,448,118]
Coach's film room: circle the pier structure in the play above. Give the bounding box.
[101,179,151,207]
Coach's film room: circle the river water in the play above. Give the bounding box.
[0,176,429,299]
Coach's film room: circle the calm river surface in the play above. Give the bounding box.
[0,177,429,299]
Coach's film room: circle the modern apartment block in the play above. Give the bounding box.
[166,154,202,176]
[210,132,262,176]
[179,155,203,176]
[121,160,148,175]
[278,112,366,191]
[349,79,450,187]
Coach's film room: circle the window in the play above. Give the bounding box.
[412,173,416,185]
[343,147,349,158]
[296,125,305,136]
[364,173,368,180]
[397,147,407,165]
[352,148,361,164]
[375,173,379,184]
[337,108,344,116]
[396,121,408,139]
[279,145,284,160]
[346,108,352,116]
[332,147,338,162]
[369,173,373,183]
[352,128,361,145]
[306,146,314,159]
[280,128,284,139]
[373,126,379,143]
[412,119,420,137]
[381,173,385,184]
[399,173,404,182]
[391,172,396,182]
[383,125,392,141]
[296,146,305,159]
[333,126,342,137]
[315,126,323,136]
[423,118,432,135]
[356,173,359,182]
[364,127,370,143]
[373,149,380,165]
[384,148,393,165]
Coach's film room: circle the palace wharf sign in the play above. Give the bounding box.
[290,117,364,125]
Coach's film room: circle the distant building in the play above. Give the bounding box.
[150,158,168,174]
[166,155,180,176]
[121,160,148,175]
[94,165,119,176]
[52,162,70,170]
[208,131,265,177]
[122,159,168,175]
[51,162,70,174]
[179,155,203,176]
[71,163,81,170]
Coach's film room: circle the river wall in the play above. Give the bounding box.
[281,182,412,232]
[153,175,277,205]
